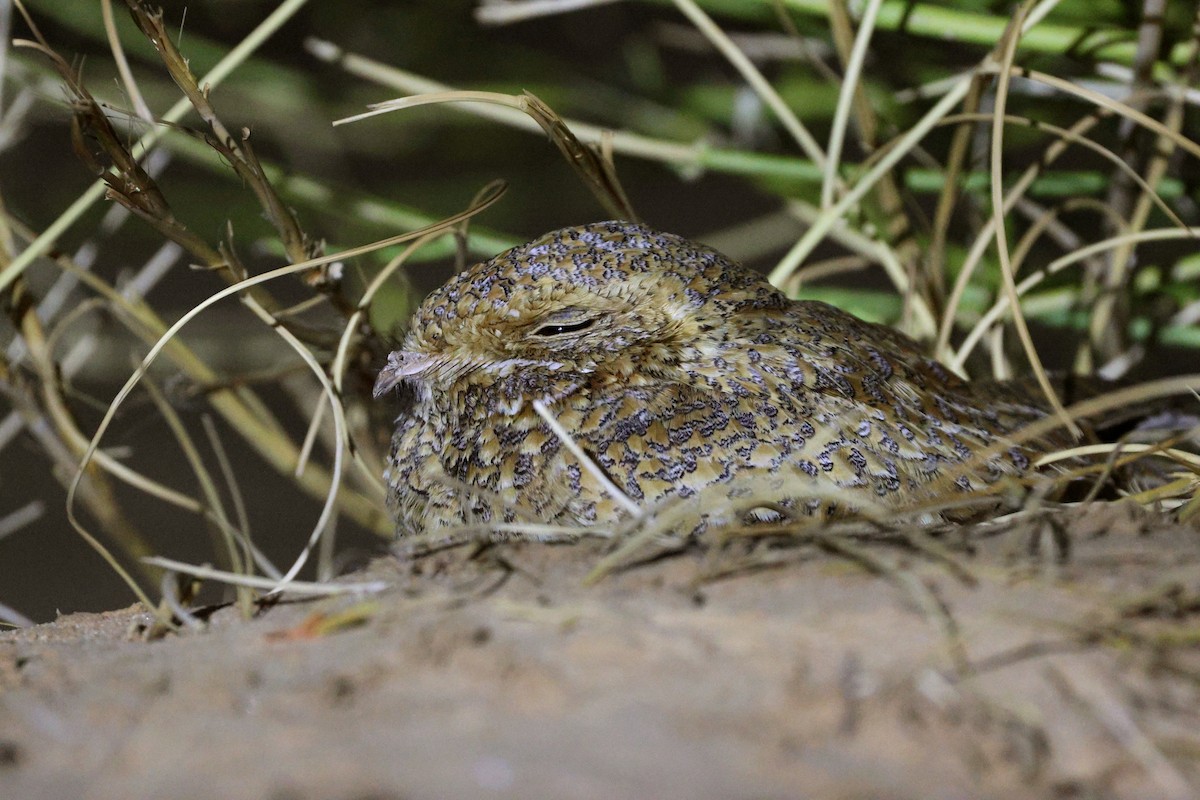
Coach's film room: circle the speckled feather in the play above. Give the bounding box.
[376,221,1057,535]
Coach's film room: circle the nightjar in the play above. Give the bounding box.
[375,220,1061,536]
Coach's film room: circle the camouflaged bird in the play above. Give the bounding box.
[375,220,1059,536]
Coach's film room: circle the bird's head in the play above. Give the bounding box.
[374,221,785,411]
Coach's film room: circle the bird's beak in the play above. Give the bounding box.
[373,351,436,398]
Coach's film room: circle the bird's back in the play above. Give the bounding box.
[381,221,1069,535]
[541,298,1055,527]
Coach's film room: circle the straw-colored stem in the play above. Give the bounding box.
[0,0,313,295]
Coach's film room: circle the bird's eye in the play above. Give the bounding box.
[532,318,596,337]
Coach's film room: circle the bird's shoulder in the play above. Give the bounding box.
[683,299,961,409]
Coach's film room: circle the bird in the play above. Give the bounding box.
[374,220,1067,538]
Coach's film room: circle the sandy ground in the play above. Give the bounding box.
[1,501,1198,800]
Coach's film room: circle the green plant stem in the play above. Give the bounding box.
[649,0,1194,66]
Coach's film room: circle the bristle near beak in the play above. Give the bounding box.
[374,351,437,398]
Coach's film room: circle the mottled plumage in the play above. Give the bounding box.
[376,221,1055,535]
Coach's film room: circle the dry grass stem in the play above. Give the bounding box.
[141,556,390,597]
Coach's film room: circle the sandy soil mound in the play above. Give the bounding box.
[2,501,1198,800]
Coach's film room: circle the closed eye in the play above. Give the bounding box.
[532,318,596,336]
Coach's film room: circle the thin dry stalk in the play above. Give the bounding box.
[0,0,312,295]
[669,0,827,168]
